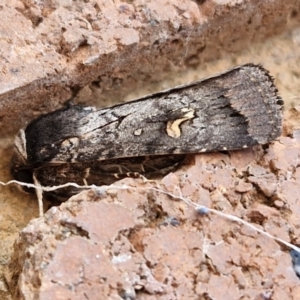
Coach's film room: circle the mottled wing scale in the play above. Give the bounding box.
[32,155,186,200]
[11,64,283,200]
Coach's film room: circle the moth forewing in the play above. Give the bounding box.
[11,64,283,200]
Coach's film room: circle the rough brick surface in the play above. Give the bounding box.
[1,1,300,299]
[6,110,300,299]
[0,0,299,135]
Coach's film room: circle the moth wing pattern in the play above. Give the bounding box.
[32,155,186,200]
[11,63,283,200]
[22,63,282,165]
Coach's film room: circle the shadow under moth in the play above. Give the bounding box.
[11,64,283,201]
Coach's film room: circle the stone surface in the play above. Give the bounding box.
[6,117,300,299]
[0,0,299,136]
[1,0,300,299]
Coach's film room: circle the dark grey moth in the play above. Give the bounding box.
[11,64,283,201]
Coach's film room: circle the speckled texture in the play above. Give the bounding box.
[1,0,300,299]
[6,120,300,299]
[0,0,299,136]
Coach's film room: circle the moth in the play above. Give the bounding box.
[11,64,283,201]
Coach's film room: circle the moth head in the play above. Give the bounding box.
[10,162,35,194]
